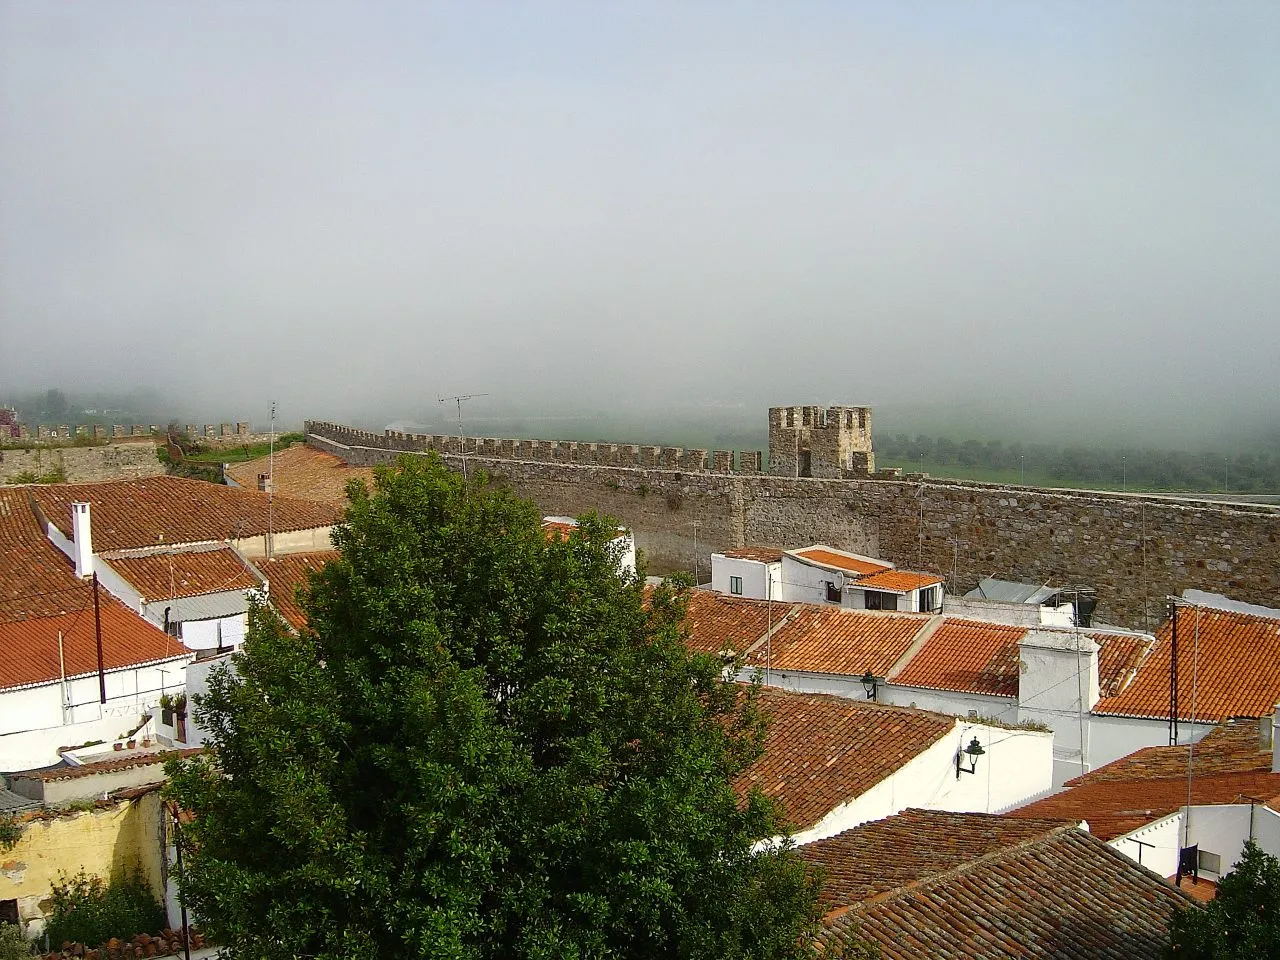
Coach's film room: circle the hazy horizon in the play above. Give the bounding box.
[3,2,1277,450]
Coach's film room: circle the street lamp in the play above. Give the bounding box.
[955,737,986,779]
[860,671,878,701]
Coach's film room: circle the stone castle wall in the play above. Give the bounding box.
[306,420,1280,630]
[0,439,164,484]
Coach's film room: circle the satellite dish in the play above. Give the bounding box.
[833,571,846,590]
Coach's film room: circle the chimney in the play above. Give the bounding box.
[258,473,272,493]
[71,502,94,578]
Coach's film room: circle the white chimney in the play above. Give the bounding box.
[71,501,94,578]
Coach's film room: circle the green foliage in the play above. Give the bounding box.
[0,923,33,960]
[181,432,304,464]
[167,454,827,960]
[7,465,67,484]
[1166,839,1280,959]
[0,814,21,851]
[44,869,166,950]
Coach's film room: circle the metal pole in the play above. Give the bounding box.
[93,572,106,704]
[168,803,192,960]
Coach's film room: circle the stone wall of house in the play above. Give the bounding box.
[306,421,1280,630]
[0,439,163,484]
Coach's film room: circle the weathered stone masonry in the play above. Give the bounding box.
[305,419,1280,630]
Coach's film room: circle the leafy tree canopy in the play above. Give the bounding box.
[1166,839,1280,959]
[168,455,826,960]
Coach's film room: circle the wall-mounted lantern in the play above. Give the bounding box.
[955,737,986,779]
[860,671,879,701]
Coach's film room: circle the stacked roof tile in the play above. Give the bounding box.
[1010,769,1280,840]
[253,551,339,630]
[1066,722,1274,784]
[800,808,1072,909]
[224,444,372,508]
[736,689,953,830]
[30,476,338,551]
[889,618,1026,697]
[0,597,189,691]
[1094,605,1280,722]
[107,547,261,601]
[815,810,1195,959]
[789,547,890,576]
[751,606,931,677]
[852,569,945,594]
[14,747,202,782]
[0,488,89,623]
[720,547,784,563]
[681,592,779,655]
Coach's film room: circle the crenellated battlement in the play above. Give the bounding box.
[304,420,764,475]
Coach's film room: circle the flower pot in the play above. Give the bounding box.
[126,740,137,749]
[114,743,124,751]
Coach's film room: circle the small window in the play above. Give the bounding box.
[825,581,842,603]
[865,590,898,611]
[918,587,936,612]
[0,899,18,926]
[1198,850,1222,874]
[729,576,743,596]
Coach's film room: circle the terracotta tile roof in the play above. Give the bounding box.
[820,816,1194,960]
[1067,722,1274,785]
[1174,875,1217,902]
[106,547,260,601]
[736,689,953,830]
[0,597,190,690]
[30,476,339,551]
[0,488,89,623]
[889,619,1026,697]
[754,606,932,677]
[541,520,579,542]
[224,443,373,507]
[14,748,202,782]
[889,620,1153,700]
[720,547,784,563]
[1096,630,1155,698]
[1094,606,1280,722]
[681,591,777,655]
[799,808,1073,909]
[1010,770,1280,840]
[852,569,945,593]
[253,551,339,630]
[789,547,890,577]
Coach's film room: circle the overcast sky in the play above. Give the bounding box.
[2,2,1277,438]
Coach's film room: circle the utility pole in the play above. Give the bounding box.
[92,572,106,705]
[947,537,968,591]
[439,393,489,484]
[1168,598,1180,745]
[1122,456,1126,492]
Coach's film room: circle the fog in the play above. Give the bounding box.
[2,2,1278,448]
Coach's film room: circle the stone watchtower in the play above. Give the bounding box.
[768,405,874,478]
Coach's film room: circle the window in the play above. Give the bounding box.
[729,576,743,596]
[0,899,18,926]
[918,586,937,612]
[1198,849,1222,874]
[865,590,898,611]
[825,581,842,603]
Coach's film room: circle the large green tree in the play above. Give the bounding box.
[168,455,825,959]
[1166,839,1280,959]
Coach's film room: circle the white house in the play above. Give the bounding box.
[740,686,1053,846]
[709,548,783,600]
[0,600,192,770]
[1014,713,1280,891]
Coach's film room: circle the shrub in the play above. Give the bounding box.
[44,869,165,950]
[0,923,32,959]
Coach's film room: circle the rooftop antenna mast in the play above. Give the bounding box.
[438,393,488,485]
[267,401,276,559]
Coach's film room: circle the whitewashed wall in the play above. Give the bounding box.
[1109,813,1182,878]
[710,556,776,600]
[779,556,843,606]
[0,658,190,769]
[789,719,1053,846]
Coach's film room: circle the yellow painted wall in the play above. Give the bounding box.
[0,790,165,927]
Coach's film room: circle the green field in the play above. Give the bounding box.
[181,433,305,464]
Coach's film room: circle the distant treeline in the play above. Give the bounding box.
[877,433,1280,493]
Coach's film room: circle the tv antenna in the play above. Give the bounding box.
[438,393,488,483]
